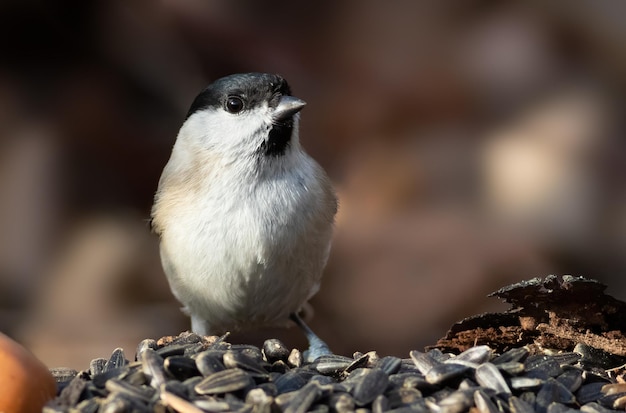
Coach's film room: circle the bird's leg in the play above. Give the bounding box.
[191,314,211,337]
[290,312,331,362]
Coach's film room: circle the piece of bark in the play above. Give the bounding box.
[432,275,626,362]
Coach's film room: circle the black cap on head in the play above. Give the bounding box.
[186,73,292,119]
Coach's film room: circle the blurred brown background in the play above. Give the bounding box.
[1,0,625,369]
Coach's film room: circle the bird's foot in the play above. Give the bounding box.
[289,312,332,363]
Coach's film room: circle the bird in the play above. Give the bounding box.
[151,73,337,360]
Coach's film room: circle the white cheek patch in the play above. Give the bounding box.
[182,107,271,155]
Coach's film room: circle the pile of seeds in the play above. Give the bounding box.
[46,331,626,413]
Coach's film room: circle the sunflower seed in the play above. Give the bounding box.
[409,350,439,375]
[510,376,545,390]
[192,399,231,412]
[525,355,563,379]
[352,368,389,406]
[256,381,278,397]
[546,402,579,413]
[99,394,131,413]
[551,352,581,367]
[598,392,626,410]
[105,379,154,402]
[74,398,101,413]
[195,350,226,376]
[474,389,499,413]
[389,372,429,391]
[156,344,189,358]
[496,361,525,375]
[437,388,474,413]
[92,367,129,388]
[315,354,353,375]
[89,358,107,376]
[612,395,626,410]
[279,381,322,413]
[345,353,371,374]
[164,355,200,380]
[262,339,290,363]
[136,339,158,357]
[475,362,511,395]
[580,402,616,413]
[310,374,335,386]
[386,387,422,408]
[102,392,150,413]
[194,367,253,394]
[275,369,310,394]
[428,348,450,362]
[535,378,576,412]
[577,382,607,405]
[270,360,289,374]
[182,342,205,357]
[161,390,204,413]
[425,362,470,384]
[104,348,128,372]
[575,343,626,370]
[161,380,188,399]
[509,395,536,413]
[377,356,403,375]
[223,349,269,377]
[50,367,78,387]
[288,348,303,368]
[601,382,626,396]
[121,364,147,386]
[329,392,355,413]
[230,344,264,363]
[556,367,583,392]
[57,372,89,406]
[372,394,389,413]
[246,387,274,406]
[454,345,492,364]
[493,347,529,364]
[140,348,166,388]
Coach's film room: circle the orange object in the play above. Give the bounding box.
[0,332,57,413]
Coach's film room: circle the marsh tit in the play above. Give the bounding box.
[151,73,337,360]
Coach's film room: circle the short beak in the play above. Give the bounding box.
[273,96,306,121]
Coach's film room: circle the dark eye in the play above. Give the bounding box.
[225,96,244,113]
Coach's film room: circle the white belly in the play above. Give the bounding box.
[159,175,332,333]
